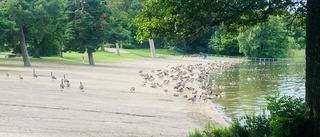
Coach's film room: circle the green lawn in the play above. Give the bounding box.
[0,48,183,64]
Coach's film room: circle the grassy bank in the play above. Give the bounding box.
[0,49,183,64]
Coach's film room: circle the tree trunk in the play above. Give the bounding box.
[305,0,320,136]
[88,51,94,65]
[100,41,105,51]
[59,42,63,58]
[19,26,31,67]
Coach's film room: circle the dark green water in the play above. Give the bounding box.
[210,59,305,122]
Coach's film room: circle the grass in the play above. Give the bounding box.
[289,49,305,61]
[0,48,183,64]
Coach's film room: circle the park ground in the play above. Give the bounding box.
[0,55,239,137]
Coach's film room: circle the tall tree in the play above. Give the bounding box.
[306,0,320,136]
[3,0,34,66]
[134,0,300,42]
[0,8,16,49]
[64,0,109,65]
[209,26,240,56]
[28,0,65,58]
[238,16,290,58]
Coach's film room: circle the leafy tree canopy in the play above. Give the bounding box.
[134,0,306,42]
[238,16,291,58]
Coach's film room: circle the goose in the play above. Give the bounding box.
[202,95,212,102]
[191,90,198,95]
[130,87,135,93]
[51,72,57,81]
[19,75,23,81]
[79,82,84,92]
[183,95,188,98]
[65,81,70,88]
[33,69,38,78]
[63,74,69,83]
[188,95,197,103]
[173,93,179,97]
[163,89,168,92]
[60,79,65,91]
[220,91,225,95]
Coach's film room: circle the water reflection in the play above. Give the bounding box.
[210,60,305,122]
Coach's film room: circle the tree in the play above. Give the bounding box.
[209,26,240,56]
[3,0,34,66]
[238,16,290,58]
[305,0,320,136]
[28,0,65,58]
[64,0,109,65]
[134,0,320,136]
[0,8,16,50]
[134,0,301,42]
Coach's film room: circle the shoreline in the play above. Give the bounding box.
[0,56,241,136]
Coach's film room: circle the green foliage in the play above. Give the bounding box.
[188,91,307,137]
[122,44,136,49]
[0,8,16,47]
[241,112,270,137]
[238,16,291,58]
[208,27,241,56]
[188,129,202,137]
[134,0,304,43]
[64,0,109,53]
[266,91,307,137]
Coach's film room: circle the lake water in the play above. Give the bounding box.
[210,59,306,122]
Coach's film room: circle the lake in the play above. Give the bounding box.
[210,59,306,122]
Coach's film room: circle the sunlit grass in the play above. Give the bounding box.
[0,48,183,64]
[289,49,305,61]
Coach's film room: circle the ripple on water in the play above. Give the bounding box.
[210,60,305,122]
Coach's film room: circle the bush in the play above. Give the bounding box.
[188,91,307,137]
[122,44,136,49]
[266,91,307,137]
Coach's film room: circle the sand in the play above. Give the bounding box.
[0,56,238,137]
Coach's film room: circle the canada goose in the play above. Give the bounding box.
[176,88,184,94]
[19,75,23,81]
[63,74,69,83]
[173,93,179,97]
[220,91,225,95]
[51,72,57,81]
[60,79,65,91]
[130,87,135,93]
[202,96,212,102]
[191,90,197,95]
[65,81,70,88]
[150,83,157,88]
[188,95,197,103]
[79,82,84,92]
[183,95,188,98]
[186,86,195,91]
[33,69,37,78]
[141,81,147,87]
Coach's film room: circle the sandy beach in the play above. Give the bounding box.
[0,56,239,137]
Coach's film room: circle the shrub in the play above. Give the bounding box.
[266,91,307,137]
[188,91,307,137]
[122,44,136,49]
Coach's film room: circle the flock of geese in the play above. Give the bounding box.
[5,69,84,92]
[138,60,239,109]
